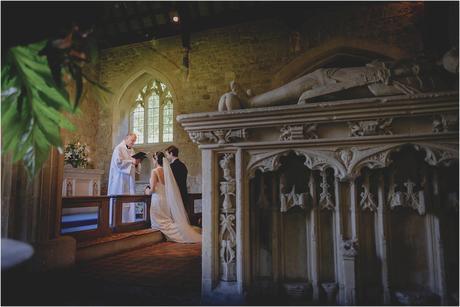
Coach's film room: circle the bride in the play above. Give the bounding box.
[145,151,201,243]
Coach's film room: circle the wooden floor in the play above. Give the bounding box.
[2,242,202,305]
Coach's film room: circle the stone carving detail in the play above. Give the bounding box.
[319,170,334,210]
[189,131,218,144]
[304,124,319,139]
[414,143,458,167]
[216,48,457,110]
[218,153,237,281]
[338,148,354,169]
[248,143,458,181]
[342,239,359,257]
[219,153,234,181]
[189,129,248,145]
[92,181,98,196]
[432,114,458,133]
[280,125,303,141]
[218,81,252,111]
[348,118,393,137]
[280,185,309,212]
[387,180,426,215]
[360,174,377,212]
[280,124,318,141]
[66,179,73,197]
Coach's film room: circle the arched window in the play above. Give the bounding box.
[130,80,174,144]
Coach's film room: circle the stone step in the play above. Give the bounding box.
[76,229,164,262]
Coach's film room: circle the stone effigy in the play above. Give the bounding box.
[217,48,458,111]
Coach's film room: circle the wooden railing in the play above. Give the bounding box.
[61,196,111,241]
[110,195,152,233]
[61,193,202,241]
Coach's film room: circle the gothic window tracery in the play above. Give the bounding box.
[129,79,174,144]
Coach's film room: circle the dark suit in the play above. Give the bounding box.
[170,159,189,206]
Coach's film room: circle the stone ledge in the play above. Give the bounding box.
[178,91,458,128]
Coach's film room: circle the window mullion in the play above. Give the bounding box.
[159,96,164,143]
[144,97,148,144]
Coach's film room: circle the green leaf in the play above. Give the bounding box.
[1,40,77,177]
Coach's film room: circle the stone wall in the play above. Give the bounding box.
[61,65,101,170]
[90,2,424,192]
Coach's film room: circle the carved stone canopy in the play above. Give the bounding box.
[246,143,459,181]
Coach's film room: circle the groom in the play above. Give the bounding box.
[164,145,189,207]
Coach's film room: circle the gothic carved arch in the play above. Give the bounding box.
[247,143,459,180]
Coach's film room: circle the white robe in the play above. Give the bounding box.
[108,140,141,223]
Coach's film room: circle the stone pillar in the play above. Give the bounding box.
[342,239,358,305]
[341,180,359,305]
[333,177,344,305]
[201,149,217,299]
[203,151,245,304]
[218,153,237,281]
[427,169,448,304]
[349,180,359,241]
[235,148,250,295]
[376,173,391,304]
[308,174,320,301]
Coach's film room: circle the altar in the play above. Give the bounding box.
[62,167,104,197]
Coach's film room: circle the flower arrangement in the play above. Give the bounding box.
[64,140,89,168]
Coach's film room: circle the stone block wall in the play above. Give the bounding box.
[61,65,101,170]
[76,2,424,192]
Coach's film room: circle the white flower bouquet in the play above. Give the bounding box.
[64,140,89,168]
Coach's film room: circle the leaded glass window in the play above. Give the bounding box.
[129,80,174,144]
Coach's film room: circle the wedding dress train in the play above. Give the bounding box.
[150,159,201,243]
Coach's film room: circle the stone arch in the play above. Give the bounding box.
[111,68,179,147]
[247,148,346,179]
[247,143,459,181]
[272,37,412,88]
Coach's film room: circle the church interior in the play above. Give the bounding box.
[1,1,459,305]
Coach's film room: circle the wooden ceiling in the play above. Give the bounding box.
[96,1,267,48]
[2,2,457,55]
[2,1,340,50]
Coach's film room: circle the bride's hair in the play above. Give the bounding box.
[155,151,165,166]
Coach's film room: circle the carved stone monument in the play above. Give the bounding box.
[217,48,458,111]
[181,48,458,305]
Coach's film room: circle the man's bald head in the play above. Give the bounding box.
[125,133,137,147]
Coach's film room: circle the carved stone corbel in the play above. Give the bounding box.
[348,118,393,137]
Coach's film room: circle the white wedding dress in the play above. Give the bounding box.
[149,158,201,243]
